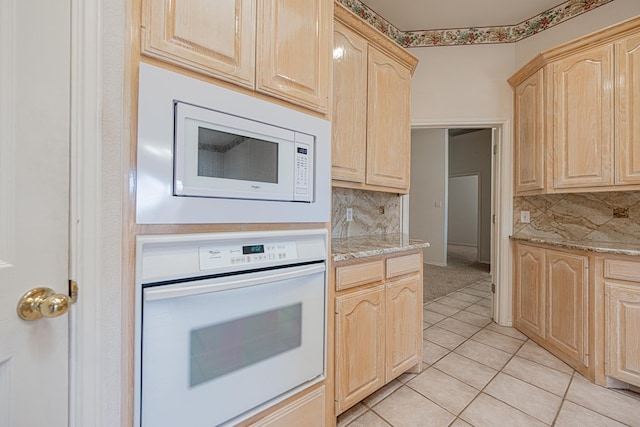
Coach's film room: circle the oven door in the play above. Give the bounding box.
[139,263,326,427]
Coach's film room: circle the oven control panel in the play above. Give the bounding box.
[199,241,298,271]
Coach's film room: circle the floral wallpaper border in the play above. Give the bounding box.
[337,0,615,47]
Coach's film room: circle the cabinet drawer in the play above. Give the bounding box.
[336,260,385,291]
[386,253,421,279]
[604,259,640,283]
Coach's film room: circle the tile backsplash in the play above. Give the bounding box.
[513,191,640,243]
[332,188,401,238]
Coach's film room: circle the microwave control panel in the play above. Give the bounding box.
[199,241,298,271]
[294,132,313,202]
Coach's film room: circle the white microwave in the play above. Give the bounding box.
[136,63,331,224]
[174,102,314,203]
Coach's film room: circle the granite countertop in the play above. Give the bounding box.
[331,233,430,262]
[510,235,640,257]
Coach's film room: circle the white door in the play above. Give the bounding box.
[0,0,71,426]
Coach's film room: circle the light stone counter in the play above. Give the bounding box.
[510,235,640,257]
[331,234,430,262]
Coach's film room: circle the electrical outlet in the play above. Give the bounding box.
[520,210,530,223]
[346,208,353,222]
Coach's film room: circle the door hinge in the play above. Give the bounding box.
[492,214,496,224]
[491,283,496,293]
[69,279,78,304]
[493,143,498,155]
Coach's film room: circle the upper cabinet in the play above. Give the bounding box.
[552,44,614,189]
[509,16,640,194]
[331,3,418,193]
[332,20,368,183]
[140,0,331,114]
[615,33,640,185]
[512,68,547,194]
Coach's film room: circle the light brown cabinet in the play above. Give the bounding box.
[513,242,589,373]
[334,251,422,414]
[514,243,545,339]
[615,33,640,185]
[332,20,367,183]
[546,249,589,366]
[512,69,547,194]
[552,45,614,189]
[140,0,331,113]
[509,16,640,194]
[331,3,418,193]
[599,257,640,387]
[335,285,386,412]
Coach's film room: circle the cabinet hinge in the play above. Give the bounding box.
[69,279,78,304]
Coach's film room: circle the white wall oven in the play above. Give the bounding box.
[136,63,331,224]
[134,229,327,427]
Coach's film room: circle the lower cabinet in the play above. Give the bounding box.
[513,242,589,373]
[601,257,640,387]
[546,249,589,366]
[335,285,386,412]
[334,251,423,415]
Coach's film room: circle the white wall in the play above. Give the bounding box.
[448,175,478,246]
[515,0,640,68]
[449,129,493,263]
[409,129,448,265]
[411,43,515,124]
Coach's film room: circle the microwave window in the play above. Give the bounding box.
[197,127,278,184]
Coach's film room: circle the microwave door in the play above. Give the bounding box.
[174,102,296,202]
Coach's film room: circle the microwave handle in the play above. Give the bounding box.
[144,263,326,302]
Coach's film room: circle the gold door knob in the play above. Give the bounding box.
[17,287,73,321]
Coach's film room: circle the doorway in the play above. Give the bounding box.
[406,127,493,302]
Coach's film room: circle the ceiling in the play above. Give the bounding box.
[360,0,574,31]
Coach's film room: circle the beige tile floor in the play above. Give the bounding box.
[337,278,640,427]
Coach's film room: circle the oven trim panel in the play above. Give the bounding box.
[136,63,331,224]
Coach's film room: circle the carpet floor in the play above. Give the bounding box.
[423,244,491,302]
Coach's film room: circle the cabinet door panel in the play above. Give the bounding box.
[366,46,411,190]
[615,34,640,185]
[332,22,367,183]
[605,283,640,387]
[546,250,588,365]
[335,286,385,414]
[514,70,545,193]
[141,0,255,88]
[257,0,331,113]
[553,45,614,188]
[385,275,422,381]
[514,244,545,339]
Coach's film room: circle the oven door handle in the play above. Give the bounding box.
[144,263,326,301]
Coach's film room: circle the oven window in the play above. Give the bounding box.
[197,127,279,184]
[189,303,302,387]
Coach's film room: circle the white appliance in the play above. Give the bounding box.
[136,63,331,224]
[134,229,327,427]
[174,101,314,202]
